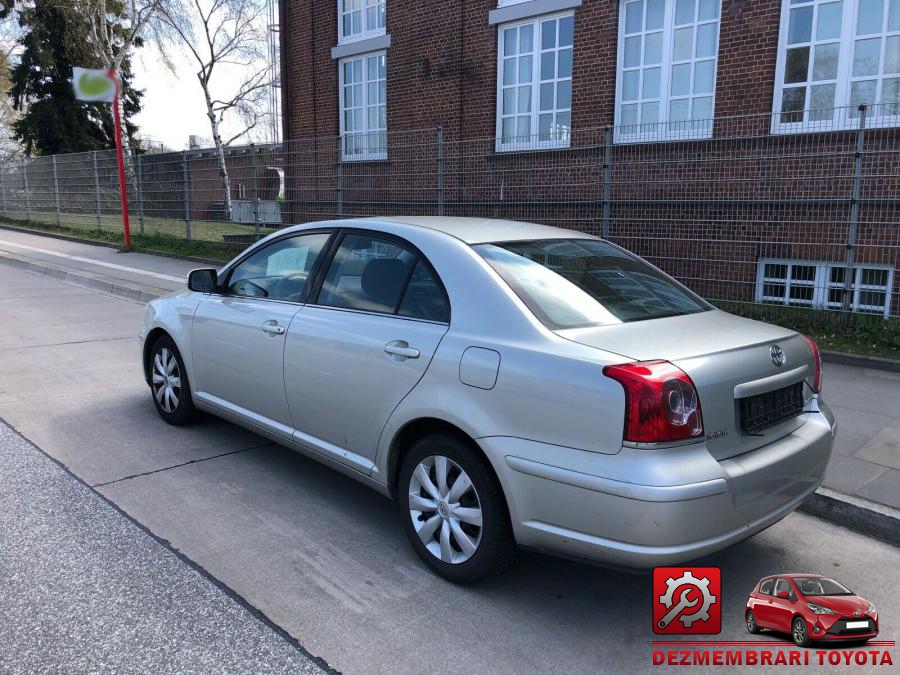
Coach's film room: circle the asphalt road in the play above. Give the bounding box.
[0,240,898,673]
[0,421,323,674]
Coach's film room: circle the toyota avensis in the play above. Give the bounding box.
[746,575,878,646]
[139,217,836,583]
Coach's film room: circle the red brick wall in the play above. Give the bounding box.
[281,1,789,140]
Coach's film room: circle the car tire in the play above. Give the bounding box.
[148,335,197,426]
[792,617,813,647]
[746,610,760,634]
[398,433,516,583]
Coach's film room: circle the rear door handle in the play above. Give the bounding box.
[261,321,285,335]
[384,340,420,359]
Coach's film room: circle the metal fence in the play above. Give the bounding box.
[1,105,897,326]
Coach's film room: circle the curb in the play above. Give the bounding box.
[0,222,123,251]
[0,222,229,266]
[799,487,900,548]
[0,250,166,304]
[822,349,900,374]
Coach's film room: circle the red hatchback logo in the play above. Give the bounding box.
[653,567,722,635]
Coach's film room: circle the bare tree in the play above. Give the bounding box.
[69,0,181,154]
[161,0,270,222]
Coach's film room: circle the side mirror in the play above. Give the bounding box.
[777,591,790,599]
[188,268,218,293]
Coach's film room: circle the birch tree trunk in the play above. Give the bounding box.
[203,80,232,222]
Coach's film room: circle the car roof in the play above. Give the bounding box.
[353,216,598,245]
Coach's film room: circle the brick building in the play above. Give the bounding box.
[277,0,900,317]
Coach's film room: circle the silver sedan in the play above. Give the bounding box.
[139,217,836,583]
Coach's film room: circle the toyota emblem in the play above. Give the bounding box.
[769,345,786,367]
[854,610,861,616]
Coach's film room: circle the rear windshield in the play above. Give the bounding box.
[793,578,854,596]
[475,239,710,329]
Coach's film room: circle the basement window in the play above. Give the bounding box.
[756,259,894,316]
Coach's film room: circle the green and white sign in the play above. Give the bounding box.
[72,67,118,102]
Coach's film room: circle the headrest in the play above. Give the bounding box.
[361,258,406,309]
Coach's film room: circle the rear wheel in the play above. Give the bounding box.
[398,433,516,583]
[746,610,760,634]
[149,335,197,425]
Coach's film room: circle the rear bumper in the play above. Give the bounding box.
[479,399,836,568]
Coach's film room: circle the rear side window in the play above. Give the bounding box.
[317,233,449,322]
[759,579,774,595]
[398,262,449,323]
[475,239,710,329]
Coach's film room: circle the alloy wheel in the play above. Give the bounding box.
[152,347,181,414]
[408,455,483,564]
[747,612,756,632]
[793,619,807,645]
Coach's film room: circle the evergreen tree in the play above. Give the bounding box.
[9,0,142,155]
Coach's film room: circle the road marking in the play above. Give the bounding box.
[0,239,185,283]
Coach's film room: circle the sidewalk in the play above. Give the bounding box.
[0,227,897,524]
[0,421,325,674]
[821,363,900,509]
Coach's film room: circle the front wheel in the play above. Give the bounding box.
[792,617,813,647]
[149,335,197,426]
[398,434,516,583]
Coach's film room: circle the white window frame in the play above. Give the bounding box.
[495,11,575,152]
[614,0,722,144]
[772,0,900,134]
[337,0,386,45]
[755,258,894,317]
[498,0,531,5]
[338,51,387,161]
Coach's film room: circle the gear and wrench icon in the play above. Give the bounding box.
[658,570,717,628]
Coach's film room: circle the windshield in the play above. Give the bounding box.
[793,577,854,596]
[475,239,711,329]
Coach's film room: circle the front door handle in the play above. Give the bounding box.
[261,321,285,335]
[384,340,420,359]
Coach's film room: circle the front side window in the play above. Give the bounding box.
[227,233,332,302]
[497,13,574,150]
[318,233,449,321]
[339,0,386,43]
[476,239,710,329]
[616,0,721,142]
[774,0,900,131]
[340,52,387,160]
[774,578,796,599]
[757,259,894,316]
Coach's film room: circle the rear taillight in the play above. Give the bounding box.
[801,334,822,393]
[602,360,704,444]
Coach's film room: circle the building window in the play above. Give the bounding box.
[338,0,386,43]
[773,0,900,132]
[756,259,894,316]
[339,52,387,160]
[615,0,721,142]
[496,12,574,151]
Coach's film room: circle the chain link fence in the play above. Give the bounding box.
[1,105,897,328]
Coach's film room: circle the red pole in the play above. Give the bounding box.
[110,69,132,250]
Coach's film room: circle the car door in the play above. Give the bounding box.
[284,231,450,473]
[192,231,333,437]
[753,578,777,628]
[770,578,798,632]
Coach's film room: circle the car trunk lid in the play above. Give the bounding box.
[557,310,815,460]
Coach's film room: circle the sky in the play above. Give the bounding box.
[131,47,209,150]
[131,43,279,152]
